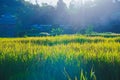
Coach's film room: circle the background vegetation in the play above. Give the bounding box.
[0,0,120,37]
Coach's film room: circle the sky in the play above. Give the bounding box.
[25,0,71,6]
[25,0,94,7]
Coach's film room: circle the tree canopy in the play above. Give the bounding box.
[0,0,120,37]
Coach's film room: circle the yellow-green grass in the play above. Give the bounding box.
[0,35,120,80]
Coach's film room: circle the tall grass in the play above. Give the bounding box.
[0,35,120,80]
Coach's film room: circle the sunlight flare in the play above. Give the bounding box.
[25,0,95,6]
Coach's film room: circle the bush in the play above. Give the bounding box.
[51,28,63,36]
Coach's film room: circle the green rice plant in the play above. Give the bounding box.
[0,34,120,80]
[64,68,96,80]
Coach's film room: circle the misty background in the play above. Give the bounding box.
[0,0,120,37]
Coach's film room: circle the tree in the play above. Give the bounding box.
[85,25,94,34]
[55,0,69,24]
[57,0,67,11]
[51,28,63,36]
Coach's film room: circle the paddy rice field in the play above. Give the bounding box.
[0,34,120,80]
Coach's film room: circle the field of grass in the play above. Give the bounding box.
[0,34,120,80]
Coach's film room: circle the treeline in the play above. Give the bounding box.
[0,0,120,37]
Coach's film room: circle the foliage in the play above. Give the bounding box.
[51,28,63,36]
[64,68,96,80]
[85,25,94,34]
[0,0,120,37]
